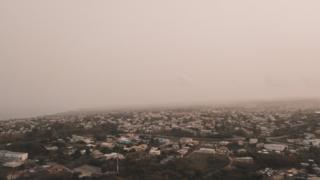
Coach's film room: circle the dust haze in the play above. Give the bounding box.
[1,0,320,120]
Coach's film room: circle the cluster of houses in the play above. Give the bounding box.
[0,107,320,179]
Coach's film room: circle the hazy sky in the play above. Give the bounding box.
[1,0,320,119]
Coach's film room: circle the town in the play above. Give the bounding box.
[1,101,320,180]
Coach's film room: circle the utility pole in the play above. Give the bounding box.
[116,153,119,176]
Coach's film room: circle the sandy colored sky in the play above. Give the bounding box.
[1,0,320,119]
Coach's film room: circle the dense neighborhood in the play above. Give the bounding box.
[1,101,320,179]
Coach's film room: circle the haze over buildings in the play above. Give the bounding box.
[1,0,320,119]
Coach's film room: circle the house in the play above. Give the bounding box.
[259,168,276,177]
[256,143,265,148]
[73,165,102,178]
[3,161,25,168]
[236,148,247,154]
[80,149,87,155]
[249,138,258,145]
[44,163,73,174]
[100,142,115,149]
[264,144,287,152]
[215,146,230,155]
[194,148,216,154]
[124,144,148,152]
[234,157,254,165]
[45,146,58,151]
[179,138,199,146]
[219,141,230,146]
[156,138,171,145]
[104,153,125,160]
[177,147,189,158]
[91,150,104,159]
[71,135,93,144]
[149,147,161,156]
[0,150,28,163]
[118,137,131,145]
[64,146,76,156]
[171,143,180,150]
[238,140,245,146]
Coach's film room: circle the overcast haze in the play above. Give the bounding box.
[1,0,320,119]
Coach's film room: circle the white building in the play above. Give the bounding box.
[249,138,258,145]
[100,142,115,149]
[0,150,28,162]
[149,147,161,156]
[234,157,254,165]
[104,153,125,160]
[71,135,93,144]
[194,148,216,154]
[264,144,287,152]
